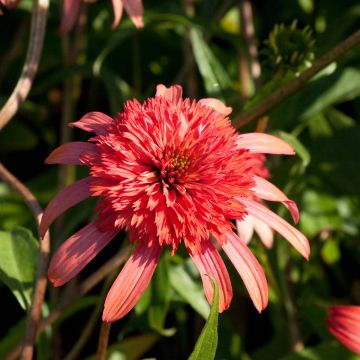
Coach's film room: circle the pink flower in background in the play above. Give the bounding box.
[328,306,360,355]
[61,0,143,34]
[0,0,21,13]
[40,84,309,323]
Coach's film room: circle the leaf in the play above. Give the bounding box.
[169,260,210,319]
[148,253,176,336]
[279,341,360,360]
[0,227,39,310]
[188,278,219,360]
[0,317,26,359]
[271,67,360,129]
[275,131,311,167]
[190,28,232,98]
[300,67,360,120]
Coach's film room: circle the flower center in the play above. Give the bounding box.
[160,151,191,184]
[170,155,190,171]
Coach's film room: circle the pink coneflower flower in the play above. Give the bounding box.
[328,306,360,355]
[40,84,309,322]
[60,0,143,34]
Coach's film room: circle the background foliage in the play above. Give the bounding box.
[1,0,360,359]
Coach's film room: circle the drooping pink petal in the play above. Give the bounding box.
[60,0,81,34]
[251,175,299,223]
[40,177,93,238]
[155,84,183,105]
[237,133,295,155]
[252,217,274,248]
[198,98,232,116]
[236,215,274,248]
[122,0,144,28]
[45,142,97,165]
[102,241,162,322]
[222,231,268,312]
[48,222,118,287]
[239,197,310,259]
[236,217,255,244]
[189,240,233,312]
[111,0,123,29]
[69,112,114,135]
[328,306,360,355]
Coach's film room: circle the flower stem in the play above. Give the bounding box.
[96,322,111,360]
[0,0,49,130]
[233,29,360,128]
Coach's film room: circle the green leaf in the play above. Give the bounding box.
[275,131,311,167]
[148,253,175,336]
[0,227,39,310]
[188,278,219,360]
[279,341,360,360]
[169,260,210,319]
[190,28,232,98]
[0,317,26,359]
[300,67,360,120]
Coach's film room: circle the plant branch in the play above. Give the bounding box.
[0,0,49,130]
[0,163,51,360]
[5,245,130,360]
[96,322,111,360]
[233,29,360,128]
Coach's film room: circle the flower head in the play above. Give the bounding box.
[60,0,143,34]
[41,84,310,322]
[328,305,360,355]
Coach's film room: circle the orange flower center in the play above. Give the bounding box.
[160,151,191,184]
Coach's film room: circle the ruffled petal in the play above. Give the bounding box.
[251,175,299,223]
[45,142,97,165]
[123,0,144,28]
[198,98,232,116]
[236,216,255,244]
[48,222,118,287]
[189,240,233,312]
[222,231,268,312]
[60,0,81,34]
[103,241,162,322]
[239,197,310,259]
[69,112,113,135]
[40,177,92,238]
[111,0,123,29]
[328,306,360,355]
[237,133,295,155]
[155,84,183,105]
[253,216,274,248]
